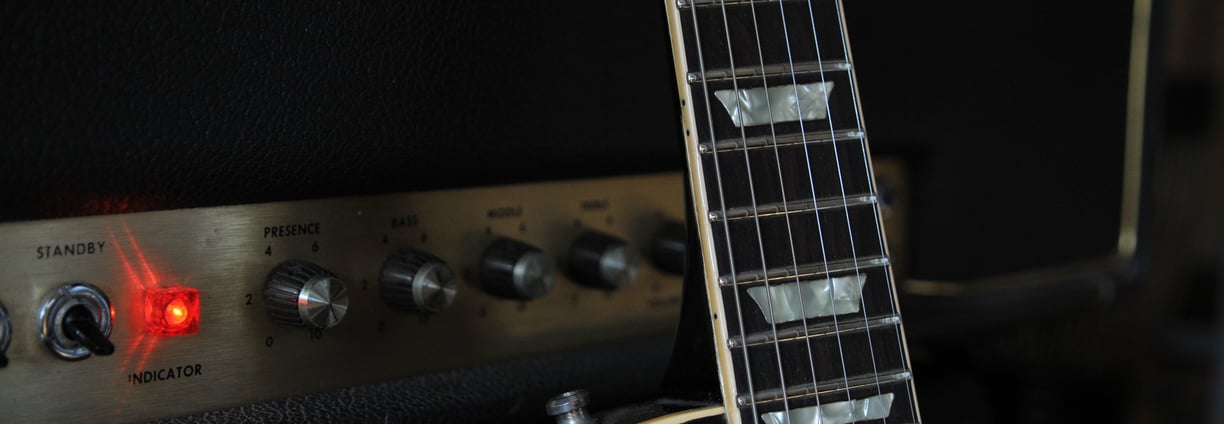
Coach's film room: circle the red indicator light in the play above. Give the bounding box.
[144,286,200,337]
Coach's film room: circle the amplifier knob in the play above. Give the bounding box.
[568,231,641,290]
[649,220,686,276]
[0,301,10,367]
[264,261,349,329]
[481,238,556,300]
[381,249,458,313]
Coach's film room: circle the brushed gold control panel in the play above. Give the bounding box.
[0,173,686,422]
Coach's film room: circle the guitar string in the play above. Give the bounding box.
[686,3,761,420]
[830,0,917,420]
[743,0,827,416]
[802,0,888,411]
[734,0,832,416]
[774,0,857,403]
[713,0,794,419]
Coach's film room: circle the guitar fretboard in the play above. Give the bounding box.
[664,1,921,423]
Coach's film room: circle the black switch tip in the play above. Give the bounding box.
[62,305,114,356]
[0,351,7,368]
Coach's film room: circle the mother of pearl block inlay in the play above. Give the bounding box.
[746,275,866,325]
[713,82,834,127]
[760,392,895,424]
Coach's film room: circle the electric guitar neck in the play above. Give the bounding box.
[661,1,921,422]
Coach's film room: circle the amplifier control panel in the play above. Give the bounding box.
[0,173,686,422]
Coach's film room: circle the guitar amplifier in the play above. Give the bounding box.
[0,0,1158,422]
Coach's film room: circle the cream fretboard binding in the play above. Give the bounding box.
[661,1,921,423]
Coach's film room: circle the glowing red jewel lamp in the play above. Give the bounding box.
[144,286,200,337]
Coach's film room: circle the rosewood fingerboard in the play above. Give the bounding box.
[662,1,921,423]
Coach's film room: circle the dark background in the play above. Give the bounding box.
[0,1,1138,283]
[1,0,1221,422]
[904,0,1224,422]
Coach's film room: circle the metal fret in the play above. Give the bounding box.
[677,0,790,9]
[697,129,863,154]
[688,60,851,84]
[717,255,890,287]
[708,193,876,222]
[728,315,900,349]
[737,369,913,407]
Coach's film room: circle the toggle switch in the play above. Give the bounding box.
[62,305,114,356]
[38,283,115,361]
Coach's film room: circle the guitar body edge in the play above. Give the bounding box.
[639,405,727,424]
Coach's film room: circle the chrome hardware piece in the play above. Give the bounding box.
[546,389,594,424]
[38,283,113,360]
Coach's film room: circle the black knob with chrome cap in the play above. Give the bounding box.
[481,238,556,300]
[649,220,687,276]
[0,300,10,367]
[381,249,458,313]
[264,260,349,329]
[568,231,641,290]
